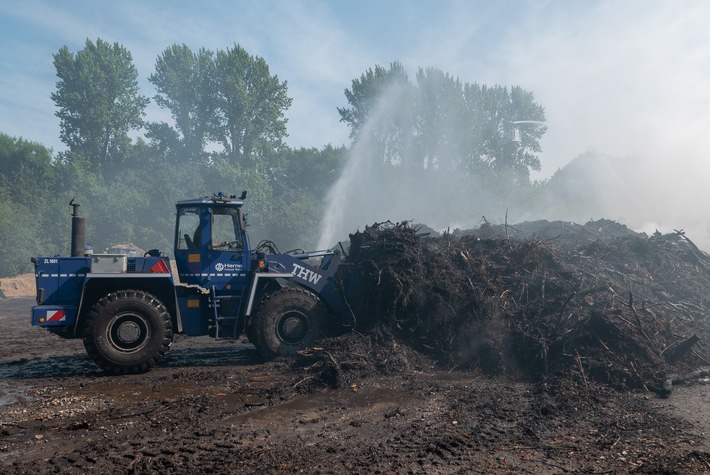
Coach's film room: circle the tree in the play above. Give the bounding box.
[0,194,37,276]
[338,63,546,187]
[277,145,346,199]
[0,134,65,276]
[148,44,217,164]
[214,44,292,169]
[266,145,347,248]
[337,62,413,167]
[476,85,546,186]
[412,68,467,172]
[52,38,148,171]
[0,133,56,207]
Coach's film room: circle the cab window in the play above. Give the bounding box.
[211,207,244,251]
[177,207,201,250]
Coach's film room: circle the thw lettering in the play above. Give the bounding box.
[291,263,322,285]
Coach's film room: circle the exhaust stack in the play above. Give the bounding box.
[70,199,85,257]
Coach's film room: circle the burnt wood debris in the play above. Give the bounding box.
[300,219,710,397]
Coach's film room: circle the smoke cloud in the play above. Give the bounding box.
[318,2,710,251]
[318,81,501,249]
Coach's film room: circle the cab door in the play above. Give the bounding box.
[204,205,250,292]
[174,205,203,286]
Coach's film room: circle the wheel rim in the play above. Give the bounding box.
[107,312,151,353]
[276,310,309,345]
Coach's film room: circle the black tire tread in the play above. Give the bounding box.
[83,289,173,374]
[252,286,326,359]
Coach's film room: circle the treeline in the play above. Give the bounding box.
[0,39,549,277]
[0,132,343,277]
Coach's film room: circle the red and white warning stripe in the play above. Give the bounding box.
[47,310,66,322]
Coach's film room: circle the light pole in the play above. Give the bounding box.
[511,120,545,143]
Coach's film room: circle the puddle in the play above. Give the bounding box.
[218,384,415,427]
[0,384,31,407]
[163,342,257,367]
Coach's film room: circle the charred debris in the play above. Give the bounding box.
[298,219,710,396]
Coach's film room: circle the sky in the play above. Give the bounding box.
[2,1,710,245]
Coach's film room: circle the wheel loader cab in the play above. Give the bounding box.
[173,193,251,290]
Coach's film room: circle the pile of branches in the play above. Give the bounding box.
[332,220,710,393]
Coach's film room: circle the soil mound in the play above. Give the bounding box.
[314,220,710,395]
[0,273,35,298]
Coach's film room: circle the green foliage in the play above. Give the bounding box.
[413,68,467,172]
[148,43,292,173]
[265,145,347,248]
[0,134,55,205]
[0,196,37,276]
[276,145,346,199]
[475,84,546,186]
[338,62,411,142]
[148,44,217,164]
[214,44,292,169]
[0,135,65,277]
[52,38,148,171]
[338,63,546,190]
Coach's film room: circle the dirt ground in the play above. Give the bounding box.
[2,295,710,474]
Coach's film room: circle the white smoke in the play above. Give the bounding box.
[318,2,710,251]
[317,81,497,249]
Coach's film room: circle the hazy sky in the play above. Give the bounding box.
[2,0,708,177]
[3,0,710,249]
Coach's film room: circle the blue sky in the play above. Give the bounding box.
[0,0,528,158]
[1,0,710,183]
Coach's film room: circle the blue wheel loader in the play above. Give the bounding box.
[30,193,355,374]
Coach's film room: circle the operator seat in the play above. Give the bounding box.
[184,227,200,249]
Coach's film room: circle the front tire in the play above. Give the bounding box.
[252,287,327,358]
[83,290,173,374]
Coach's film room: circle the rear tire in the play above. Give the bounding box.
[83,290,173,374]
[253,287,327,358]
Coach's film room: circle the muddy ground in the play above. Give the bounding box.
[2,296,710,474]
